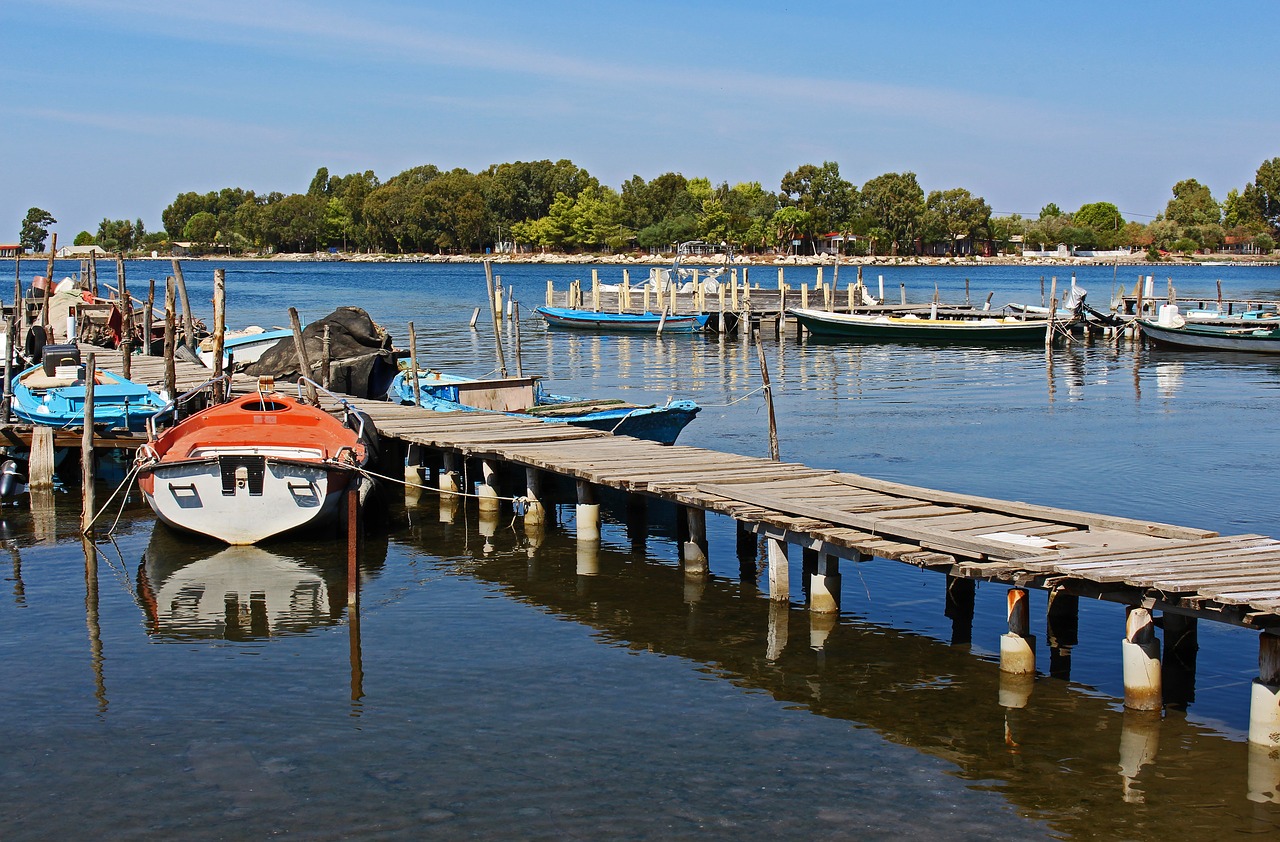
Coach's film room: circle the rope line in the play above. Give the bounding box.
[355,465,531,509]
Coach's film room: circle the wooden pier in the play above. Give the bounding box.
[49,345,1280,744]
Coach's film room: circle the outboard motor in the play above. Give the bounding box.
[0,459,27,501]
[24,324,47,363]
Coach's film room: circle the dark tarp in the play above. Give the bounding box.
[245,307,397,399]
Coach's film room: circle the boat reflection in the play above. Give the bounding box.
[137,526,350,641]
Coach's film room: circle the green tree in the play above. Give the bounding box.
[780,161,856,240]
[1164,178,1221,226]
[182,211,218,246]
[922,188,991,254]
[20,207,55,252]
[771,206,810,254]
[1039,203,1063,220]
[861,172,924,255]
[1073,202,1123,233]
[307,166,332,197]
[73,231,94,246]
[1255,233,1275,254]
[1252,158,1280,233]
[1224,188,1266,232]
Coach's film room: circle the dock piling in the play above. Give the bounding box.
[80,352,96,532]
[575,480,600,542]
[1000,587,1036,675]
[523,467,545,526]
[1122,607,1163,711]
[682,507,709,577]
[1249,633,1280,747]
[30,426,55,489]
[945,575,976,646]
[766,536,789,602]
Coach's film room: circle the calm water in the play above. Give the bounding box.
[3,259,1280,839]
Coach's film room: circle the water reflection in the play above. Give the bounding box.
[137,527,350,641]
[403,506,1280,839]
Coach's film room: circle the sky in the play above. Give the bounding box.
[3,0,1278,240]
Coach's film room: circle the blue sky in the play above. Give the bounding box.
[3,0,1277,239]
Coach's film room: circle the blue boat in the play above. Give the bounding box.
[389,370,700,445]
[535,306,710,333]
[10,362,167,432]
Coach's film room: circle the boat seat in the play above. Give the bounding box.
[20,370,113,390]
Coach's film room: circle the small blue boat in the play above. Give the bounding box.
[535,306,710,333]
[389,370,700,445]
[10,363,167,431]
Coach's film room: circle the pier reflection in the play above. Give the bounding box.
[403,509,1280,839]
[136,526,384,641]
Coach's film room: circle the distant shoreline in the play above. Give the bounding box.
[20,250,1279,268]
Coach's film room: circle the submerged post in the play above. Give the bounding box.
[1000,587,1036,675]
[407,321,422,407]
[753,329,779,461]
[211,269,226,402]
[163,278,177,403]
[171,258,195,351]
[80,352,96,532]
[483,261,508,377]
[1123,606,1162,711]
[1249,633,1280,747]
[287,307,319,404]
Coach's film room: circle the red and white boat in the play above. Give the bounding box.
[136,381,374,544]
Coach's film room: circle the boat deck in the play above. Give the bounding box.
[72,345,1280,629]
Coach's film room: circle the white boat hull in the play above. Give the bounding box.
[142,457,349,544]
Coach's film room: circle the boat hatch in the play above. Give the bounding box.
[219,455,266,496]
[242,399,290,412]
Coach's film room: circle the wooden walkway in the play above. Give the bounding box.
[78,347,1280,629]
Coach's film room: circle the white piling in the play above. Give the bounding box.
[1123,607,1163,711]
[1249,633,1280,747]
[999,588,1036,675]
[576,480,600,542]
[766,536,789,602]
[523,467,545,526]
[477,459,500,514]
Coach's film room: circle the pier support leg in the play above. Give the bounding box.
[1123,607,1163,711]
[1247,743,1280,804]
[29,426,55,490]
[945,575,975,647]
[1047,590,1079,681]
[766,536,789,603]
[478,459,500,514]
[626,494,647,551]
[439,452,461,523]
[575,480,600,543]
[403,443,424,506]
[736,521,758,583]
[1162,612,1198,709]
[809,553,840,615]
[682,507,708,578]
[523,467,545,527]
[1249,633,1280,747]
[1000,587,1036,675]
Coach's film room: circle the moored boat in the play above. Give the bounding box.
[1138,317,1280,354]
[136,382,375,544]
[197,327,294,369]
[535,306,710,333]
[788,307,1050,343]
[390,369,700,445]
[9,350,167,431]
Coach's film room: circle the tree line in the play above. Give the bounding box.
[21,157,1280,257]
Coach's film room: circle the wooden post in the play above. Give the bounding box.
[321,325,332,389]
[545,279,553,307]
[878,274,884,304]
[1,311,13,423]
[88,250,98,299]
[809,553,839,614]
[766,536,789,602]
[30,426,55,489]
[656,301,668,336]
[117,253,132,380]
[143,277,155,355]
[210,269,226,402]
[731,269,739,310]
[945,574,976,646]
[171,258,195,351]
[621,269,630,312]
[999,587,1036,674]
[42,233,56,329]
[80,352,96,531]
[512,301,524,377]
[483,261,508,376]
[753,329,779,461]
[163,278,177,404]
[900,283,907,305]
[287,307,319,404]
[407,321,422,406]
[591,269,600,311]
[1123,606,1162,711]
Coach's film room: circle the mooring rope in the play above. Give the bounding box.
[83,461,142,535]
[354,465,532,511]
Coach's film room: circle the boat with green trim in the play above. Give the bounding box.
[787,308,1050,343]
